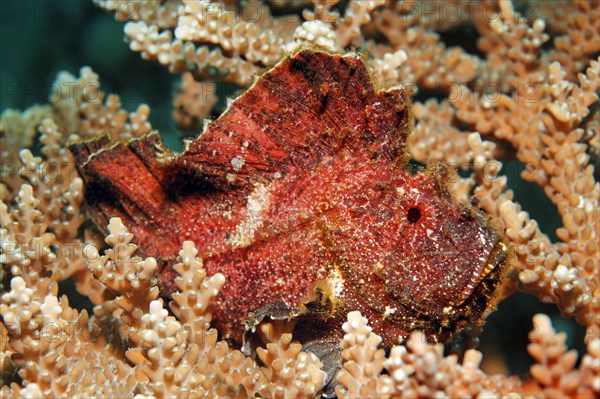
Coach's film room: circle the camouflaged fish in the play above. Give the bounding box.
[70,50,507,385]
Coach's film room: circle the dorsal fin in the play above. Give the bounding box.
[69,51,411,258]
[176,50,410,188]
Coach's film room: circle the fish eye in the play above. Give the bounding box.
[407,207,421,223]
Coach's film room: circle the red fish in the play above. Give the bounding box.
[70,50,507,366]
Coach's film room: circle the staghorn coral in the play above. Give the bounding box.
[256,320,327,398]
[173,72,218,130]
[325,308,600,398]
[526,313,595,398]
[0,276,139,398]
[335,311,393,398]
[1,0,599,397]
[85,217,161,346]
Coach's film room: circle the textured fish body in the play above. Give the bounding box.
[70,50,507,350]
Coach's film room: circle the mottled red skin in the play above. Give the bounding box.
[70,51,507,350]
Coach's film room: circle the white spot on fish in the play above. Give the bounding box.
[383,306,397,319]
[231,155,245,171]
[227,183,271,247]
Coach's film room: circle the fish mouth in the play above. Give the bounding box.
[452,238,508,307]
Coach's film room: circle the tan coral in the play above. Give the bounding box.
[0,275,139,398]
[477,0,549,91]
[0,105,53,166]
[334,0,385,48]
[546,0,600,80]
[172,73,218,129]
[85,218,160,345]
[370,1,479,91]
[95,0,180,30]
[581,338,600,394]
[100,0,394,85]
[256,320,327,399]
[1,133,104,296]
[175,0,287,66]
[169,240,225,347]
[409,100,475,168]
[381,312,600,398]
[193,336,266,397]
[526,313,595,398]
[125,299,206,398]
[335,311,393,399]
[1,185,60,287]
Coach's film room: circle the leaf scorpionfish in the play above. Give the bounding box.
[70,50,508,383]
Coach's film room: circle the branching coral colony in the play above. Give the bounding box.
[0,0,598,398]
